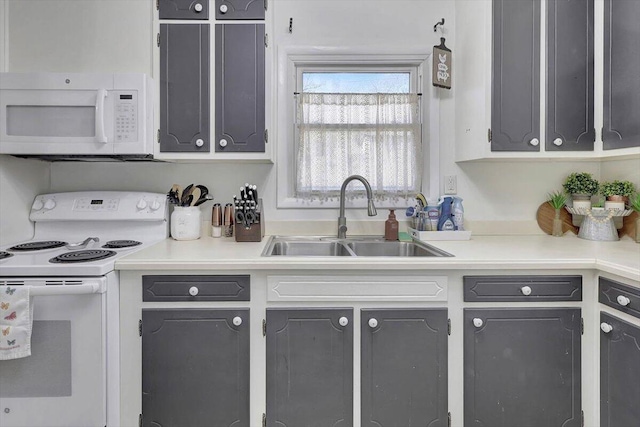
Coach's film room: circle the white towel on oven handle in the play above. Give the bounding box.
[0,285,34,360]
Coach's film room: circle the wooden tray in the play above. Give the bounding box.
[536,202,578,235]
[620,211,639,239]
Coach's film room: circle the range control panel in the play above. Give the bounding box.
[30,191,167,221]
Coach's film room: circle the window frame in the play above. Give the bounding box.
[276,46,440,210]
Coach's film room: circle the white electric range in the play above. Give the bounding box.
[0,191,168,427]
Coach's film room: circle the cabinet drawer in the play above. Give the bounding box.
[142,275,250,302]
[599,277,640,319]
[463,275,582,302]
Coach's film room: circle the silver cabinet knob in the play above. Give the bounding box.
[553,137,563,146]
[219,139,228,147]
[529,138,540,146]
[617,295,631,306]
[219,4,228,13]
[188,286,199,296]
[473,318,484,328]
[521,286,532,296]
[600,322,613,333]
[338,317,349,327]
[195,138,204,147]
[368,318,378,328]
[232,316,242,326]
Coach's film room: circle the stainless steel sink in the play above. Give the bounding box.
[261,236,453,257]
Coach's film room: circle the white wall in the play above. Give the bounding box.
[601,159,640,189]
[1,0,630,239]
[0,155,50,245]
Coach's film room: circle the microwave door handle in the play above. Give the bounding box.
[95,89,108,143]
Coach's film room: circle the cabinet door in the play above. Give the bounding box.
[142,309,249,427]
[464,308,581,427]
[603,0,640,150]
[600,312,640,427]
[159,0,209,20]
[215,24,265,153]
[361,309,448,427]
[491,0,540,151]
[159,24,210,153]
[266,308,353,427]
[215,0,265,20]
[546,0,594,151]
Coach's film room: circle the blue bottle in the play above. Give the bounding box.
[437,197,456,231]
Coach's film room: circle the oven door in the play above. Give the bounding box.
[0,279,107,427]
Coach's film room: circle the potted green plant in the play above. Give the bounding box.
[600,180,635,210]
[563,172,599,210]
[630,193,640,243]
[547,191,567,237]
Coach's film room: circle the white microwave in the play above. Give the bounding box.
[0,73,154,158]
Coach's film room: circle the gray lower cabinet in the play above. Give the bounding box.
[361,309,448,427]
[141,309,249,427]
[464,308,582,427]
[491,0,540,152]
[600,312,640,427]
[159,24,210,153]
[159,0,209,20]
[603,0,640,150]
[266,308,353,427]
[546,0,594,151]
[215,24,265,153]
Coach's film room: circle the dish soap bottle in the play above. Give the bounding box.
[385,209,399,241]
[437,197,456,231]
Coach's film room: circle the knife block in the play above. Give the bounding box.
[234,199,264,242]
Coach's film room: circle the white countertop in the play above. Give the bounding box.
[115,234,640,282]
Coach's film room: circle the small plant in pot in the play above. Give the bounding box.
[563,172,599,210]
[547,191,567,237]
[600,180,635,210]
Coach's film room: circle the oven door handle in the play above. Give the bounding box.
[31,282,105,296]
[95,89,108,144]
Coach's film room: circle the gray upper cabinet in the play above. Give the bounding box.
[159,0,209,20]
[603,0,640,150]
[215,24,265,153]
[159,24,210,153]
[361,309,448,427]
[216,0,265,20]
[464,308,582,427]
[546,0,594,151]
[491,0,540,152]
[266,308,353,427]
[600,312,640,427]
[141,309,250,427]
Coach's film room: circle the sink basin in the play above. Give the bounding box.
[261,236,453,257]
[266,241,353,257]
[346,241,452,257]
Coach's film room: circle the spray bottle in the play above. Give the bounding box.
[452,197,464,231]
[437,197,456,231]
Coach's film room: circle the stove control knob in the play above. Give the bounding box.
[150,200,162,211]
[43,199,56,210]
[136,199,148,210]
[32,199,44,211]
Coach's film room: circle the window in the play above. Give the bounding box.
[276,50,439,209]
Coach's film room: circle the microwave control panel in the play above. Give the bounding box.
[114,91,138,142]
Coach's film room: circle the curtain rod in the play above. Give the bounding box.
[293,92,422,96]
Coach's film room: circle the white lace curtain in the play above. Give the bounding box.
[295,93,422,201]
